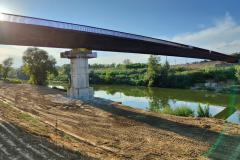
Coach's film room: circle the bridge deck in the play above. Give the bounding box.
[0,13,238,63]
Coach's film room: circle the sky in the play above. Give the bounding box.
[0,0,240,67]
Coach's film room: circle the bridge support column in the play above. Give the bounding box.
[61,48,97,100]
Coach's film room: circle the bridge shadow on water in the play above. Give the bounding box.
[89,98,240,160]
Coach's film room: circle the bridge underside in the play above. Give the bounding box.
[0,13,238,63]
[0,13,239,100]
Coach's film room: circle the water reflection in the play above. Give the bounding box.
[48,83,240,124]
[93,85,240,124]
[227,111,240,124]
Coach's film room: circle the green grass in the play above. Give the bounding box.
[62,133,78,142]
[174,106,194,117]
[161,106,194,117]
[3,78,23,84]
[18,113,40,126]
[197,104,211,117]
[238,105,240,110]
[161,107,174,115]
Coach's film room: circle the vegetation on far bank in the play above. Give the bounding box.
[89,60,240,88]
[1,48,240,93]
[50,54,240,93]
[48,54,240,92]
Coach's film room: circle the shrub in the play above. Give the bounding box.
[161,106,194,117]
[236,65,240,83]
[197,104,211,117]
[4,78,22,84]
[161,107,174,115]
[173,106,194,117]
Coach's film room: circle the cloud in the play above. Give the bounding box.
[171,13,240,54]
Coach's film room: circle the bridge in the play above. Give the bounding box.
[0,13,239,99]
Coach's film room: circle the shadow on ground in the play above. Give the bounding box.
[90,99,240,160]
[0,120,92,160]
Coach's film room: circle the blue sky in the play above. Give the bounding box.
[0,0,240,67]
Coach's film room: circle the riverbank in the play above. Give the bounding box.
[191,80,240,94]
[0,82,240,159]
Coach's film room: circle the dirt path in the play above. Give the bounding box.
[0,82,240,159]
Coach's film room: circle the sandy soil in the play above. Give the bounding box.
[0,117,89,160]
[0,82,240,160]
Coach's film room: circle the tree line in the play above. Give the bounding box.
[0,47,57,85]
[1,47,240,89]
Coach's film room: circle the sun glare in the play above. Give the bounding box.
[0,12,4,21]
[0,6,11,21]
[0,6,11,13]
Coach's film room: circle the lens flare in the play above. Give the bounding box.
[0,13,3,21]
[0,6,11,20]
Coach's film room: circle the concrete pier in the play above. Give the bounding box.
[61,48,97,100]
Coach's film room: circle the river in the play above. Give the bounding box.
[49,84,240,124]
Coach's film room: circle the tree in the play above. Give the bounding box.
[145,55,161,87]
[236,65,240,83]
[105,71,115,83]
[59,64,70,76]
[231,52,240,59]
[123,59,131,65]
[22,47,57,85]
[16,66,29,80]
[2,57,13,80]
[159,60,170,86]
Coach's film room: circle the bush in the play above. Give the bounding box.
[161,107,174,115]
[173,106,194,117]
[197,104,211,117]
[161,106,194,117]
[236,65,240,83]
[4,78,22,84]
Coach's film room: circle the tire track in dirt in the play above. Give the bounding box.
[0,118,88,160]
[0,130,33,160]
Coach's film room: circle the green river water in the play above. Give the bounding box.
[49,83,240,124]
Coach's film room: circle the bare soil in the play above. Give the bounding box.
[0,117,90,160]
[0,82,240,160]
[172,61,227,69]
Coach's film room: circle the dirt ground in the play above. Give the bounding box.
[0,82,240,160]
[0,117,90,160]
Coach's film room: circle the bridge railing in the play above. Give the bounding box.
[0,13,189,48]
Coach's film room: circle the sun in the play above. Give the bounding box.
[0,6,11,21]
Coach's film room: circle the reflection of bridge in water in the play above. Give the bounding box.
[0,13,239,99]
